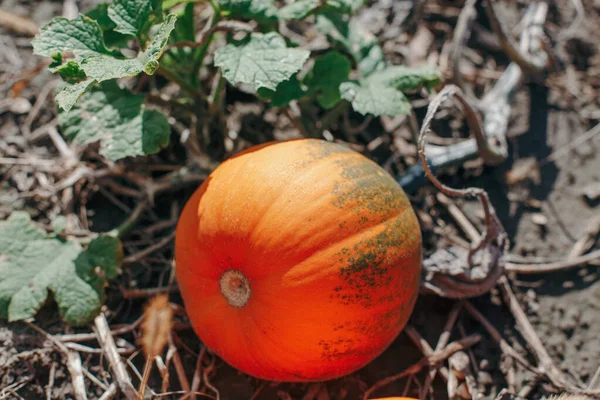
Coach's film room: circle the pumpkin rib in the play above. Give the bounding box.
[245,149,358,244]
[278,206,414,287]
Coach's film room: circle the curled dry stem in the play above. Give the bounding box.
[418,85,508,299]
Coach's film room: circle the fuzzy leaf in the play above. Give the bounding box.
[326,0,364,13]
[55,79,97,112]
[81,14,177,81]
[215,32,310,91]
[32,15,115,58]
[277,0,320,20]
[366,65,441,90]
[340,81,411,117]
[216,0,278,24]
[85,3,133,48]
[108,0,162,38]
[0,212,122,326]
[52,61,87,83]
[257,76,307,107]
[316,11,385,77]
[58,81,170,161]
[304,51,351,109]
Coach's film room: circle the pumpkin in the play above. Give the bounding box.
[175,138,422,381]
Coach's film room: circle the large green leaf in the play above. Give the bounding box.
[80,14,177,81]
[367,66,442,91]
[32,15,116,58]
[108,0,163,38]
[304,51,351,109]
[340,81,411,117]
[316,11,385,77]
[0,212,122,326]
[58,81,171,161]
[216,0,278,24]
[214,32,310,91]
[85,3,133,48]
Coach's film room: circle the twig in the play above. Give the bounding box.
[123,231,175,264]
[482,0,546,78]
[0,9,38,36]
[185,347,206,400]
[170,334,191,394]
[24,321,88,400]
[463,301,539,375]
[417,85,508,299]
[203,355,220,400]
[505,249,600,274]
[362,334,482,400]
[399,2,548,195]
[541,123,600,166]
[497,277,569,389]
[98,383,118,400]
[108,199,149,239]
[57,316,143,343]
[121,286,179,300]
[82,367,109,391]
[94,311,138,400]
[450,0,478,98]
[569,216,600,258]
[420,301,464,400]
[46,362,56,400]
[436,193,480,242]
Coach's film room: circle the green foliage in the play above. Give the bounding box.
[340,66,440,116]
[0,212,122,326]
[58,81,170,161]
[304,51,351,109]
[214,32,310,91]
[216,0,279,24]
[18,0,443,326]
[107,0,163,39]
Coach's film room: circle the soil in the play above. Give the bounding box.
[1,0,600,399]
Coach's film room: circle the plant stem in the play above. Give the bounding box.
[209,73,226,116]
[108,200,148,239]
[157,65,200,97]
[192,5,221,88]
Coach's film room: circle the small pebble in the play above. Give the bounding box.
[531,213,548,226]
[9,98,32,114]
[477,371,493,385]
[563,281,575,289]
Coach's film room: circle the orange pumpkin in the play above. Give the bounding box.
[175,139,422,381]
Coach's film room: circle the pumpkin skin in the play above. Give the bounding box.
[175,138,422,382]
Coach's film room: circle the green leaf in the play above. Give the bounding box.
[216,0,278,24]
[55,79,97,112]
[32,15,116,58]
[304,51,351,109]
[52,61,87,84]
[214,32,310,91]
[86,3,133,48]
[108,0,162,38]
[257,75,307,107]
[58,81,171,161]
[326,0,364,13]
[316,11,385,77]
[277,0,320,20]
[0,212,122,326]
[163,0,201,9]
[81,14,177,81]
[366,65,442,91]
[340,81,411,117]
[51,215,67,235]
[277,0,363,19]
